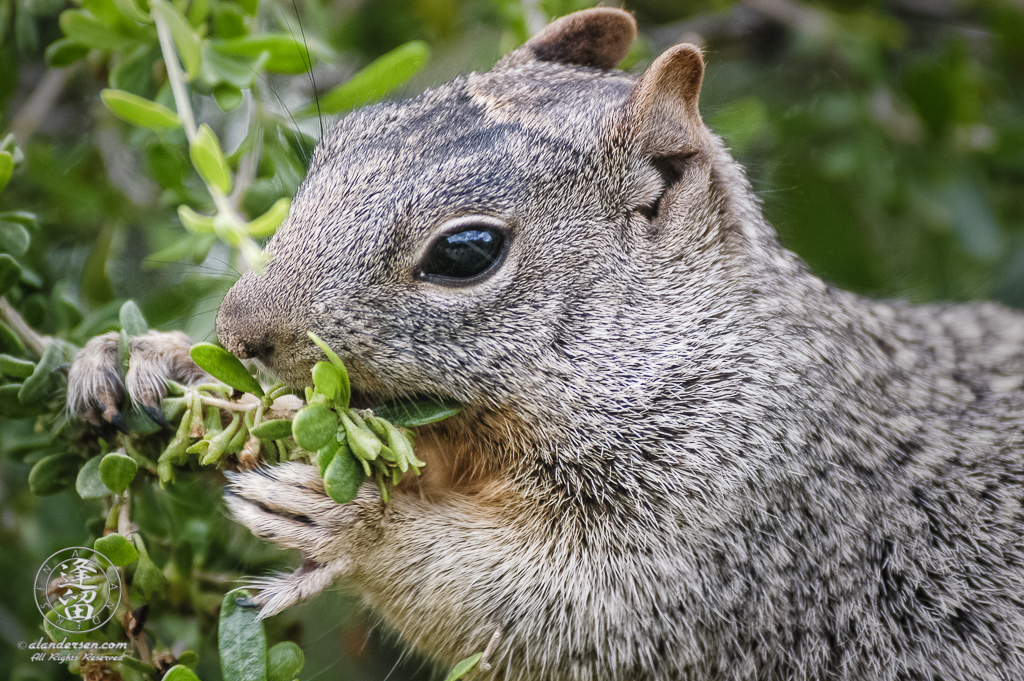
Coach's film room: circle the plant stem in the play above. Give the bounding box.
[0,296,50,356]
[151,0,256,270]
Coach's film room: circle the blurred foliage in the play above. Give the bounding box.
[1,0,1024,680]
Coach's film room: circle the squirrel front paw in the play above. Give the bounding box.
[224,462,383,617]
[67,330,208,429]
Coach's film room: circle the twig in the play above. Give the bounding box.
[200,395,258,412]
[114,493,153,666]
[0,296,51,356]
[478,625,503,671]
[151,0,256,270]
[9,66,73,145]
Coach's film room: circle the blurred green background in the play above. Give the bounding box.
[2,0,1024,680]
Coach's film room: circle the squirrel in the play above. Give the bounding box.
[67,7,1024,681]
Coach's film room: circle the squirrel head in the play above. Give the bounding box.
[217,8,767,446]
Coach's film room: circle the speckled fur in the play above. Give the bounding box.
[71,8,1024,680]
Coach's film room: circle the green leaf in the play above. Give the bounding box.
[190,124,232,194]
[190,342,264,396]
[0,211,37,228]
[311,361,343,403]
[323,446,363,505]
[151,1,200,79]
[94,532,140,566]
[0,152,13,194]
[201,41,266,89]
[0,384,37,418]
[177,651,200,668]
[218,34,312,74]
[219,590,268,681]
[245,197,290,238]
[307,332,349,407]
[213,83,244,112]
[111,0,149,24]
[101,88,181,129]
[178,205,216,234]
[0,353,35,378]
[0,322,25,356]
[110,44,159,95]
[29,454,80,496]
[311,41,429,116]
[372,396,463,428]
[0,254,21,296]
[163,665,201,681]
[250,418,294,441]
[0,220,30,257]
[59,9,142,50]
[316,439,340,477]
[340,413,382,462]
[99,451,139,494]
[292,405,337,451]
[76,456,114,499]
[119,299,149,336]
[266,641,304,681]
[133,540,167,599]
[444,653,483,681]
[18,342,63,406]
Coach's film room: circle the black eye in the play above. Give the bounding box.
[420,226,507,281]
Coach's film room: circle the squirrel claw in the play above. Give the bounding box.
[240,557,351,619]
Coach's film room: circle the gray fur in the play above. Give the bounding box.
[71,8,1024,680]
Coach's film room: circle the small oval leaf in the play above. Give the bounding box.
[311,41,429,116]
[0,353,35,378]
[267,641,304,681]
[311,361,342,403]
[44,38,90,67]
[19,342,63,406]
[94,532,139,566]
[99,451,138,494]
[119,300,148,336]
[163,665,201,681]
[29,454,79,496]
[444,653,483,681]
[245,197,290,238]
[219,590,268,681]
[323,446,363,505]
[0,253,22,296]
[307,332,349,407]
[190,342,264,396]
[101,88,180,129]
[190,123,232,194]
[60,9,142,51]
[76,456,114,500]
[0,220,30,257]
[250,418,294,441]
[217,34,313,74]
[372,396,463,428]
[292,405,337,451]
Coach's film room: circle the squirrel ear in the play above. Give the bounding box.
[500,8,637,70]
[622,43,711,159]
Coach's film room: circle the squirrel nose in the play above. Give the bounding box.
[220,332,275,361]
[217,280,282,362]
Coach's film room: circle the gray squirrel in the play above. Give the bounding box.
[68,8,1024,680]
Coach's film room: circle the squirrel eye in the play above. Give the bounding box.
[419,226,507,281]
